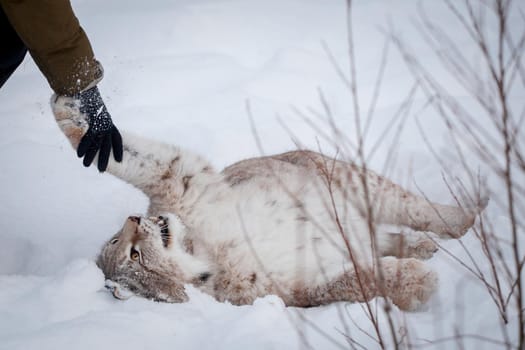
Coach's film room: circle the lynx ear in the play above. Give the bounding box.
[105,279,134,300]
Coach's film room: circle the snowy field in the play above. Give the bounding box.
[0,0,523,349]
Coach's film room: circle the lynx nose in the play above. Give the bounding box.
[128,216,141,224]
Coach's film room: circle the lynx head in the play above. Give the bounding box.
[97,214,211,302]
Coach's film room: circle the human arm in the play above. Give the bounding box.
[0,0,123,170]
[0,0,99,94]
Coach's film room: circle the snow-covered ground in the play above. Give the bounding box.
[1,0,523,349]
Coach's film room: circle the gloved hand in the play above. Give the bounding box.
[76,86,123,172]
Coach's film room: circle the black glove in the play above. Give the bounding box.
[76,86,123,172]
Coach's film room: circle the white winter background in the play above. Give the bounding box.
[0,0,523,349]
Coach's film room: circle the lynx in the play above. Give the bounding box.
[52,95,487,311]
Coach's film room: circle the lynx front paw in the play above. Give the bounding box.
[51,95,89,148]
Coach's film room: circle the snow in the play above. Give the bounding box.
[0,0,523,349]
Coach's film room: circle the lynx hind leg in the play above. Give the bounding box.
[406,196,489,239]
[290,257,438,312]
[312,155,488,240]
[375,181,489,239]
[376,228,438,260]
[51,95,87,148]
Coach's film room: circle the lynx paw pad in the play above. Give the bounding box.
[51,95,89,147]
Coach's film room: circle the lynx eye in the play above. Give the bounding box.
[130,247,140,261]
[110,238,119,245]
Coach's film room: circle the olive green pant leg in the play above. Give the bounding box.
[0,4,27,88]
